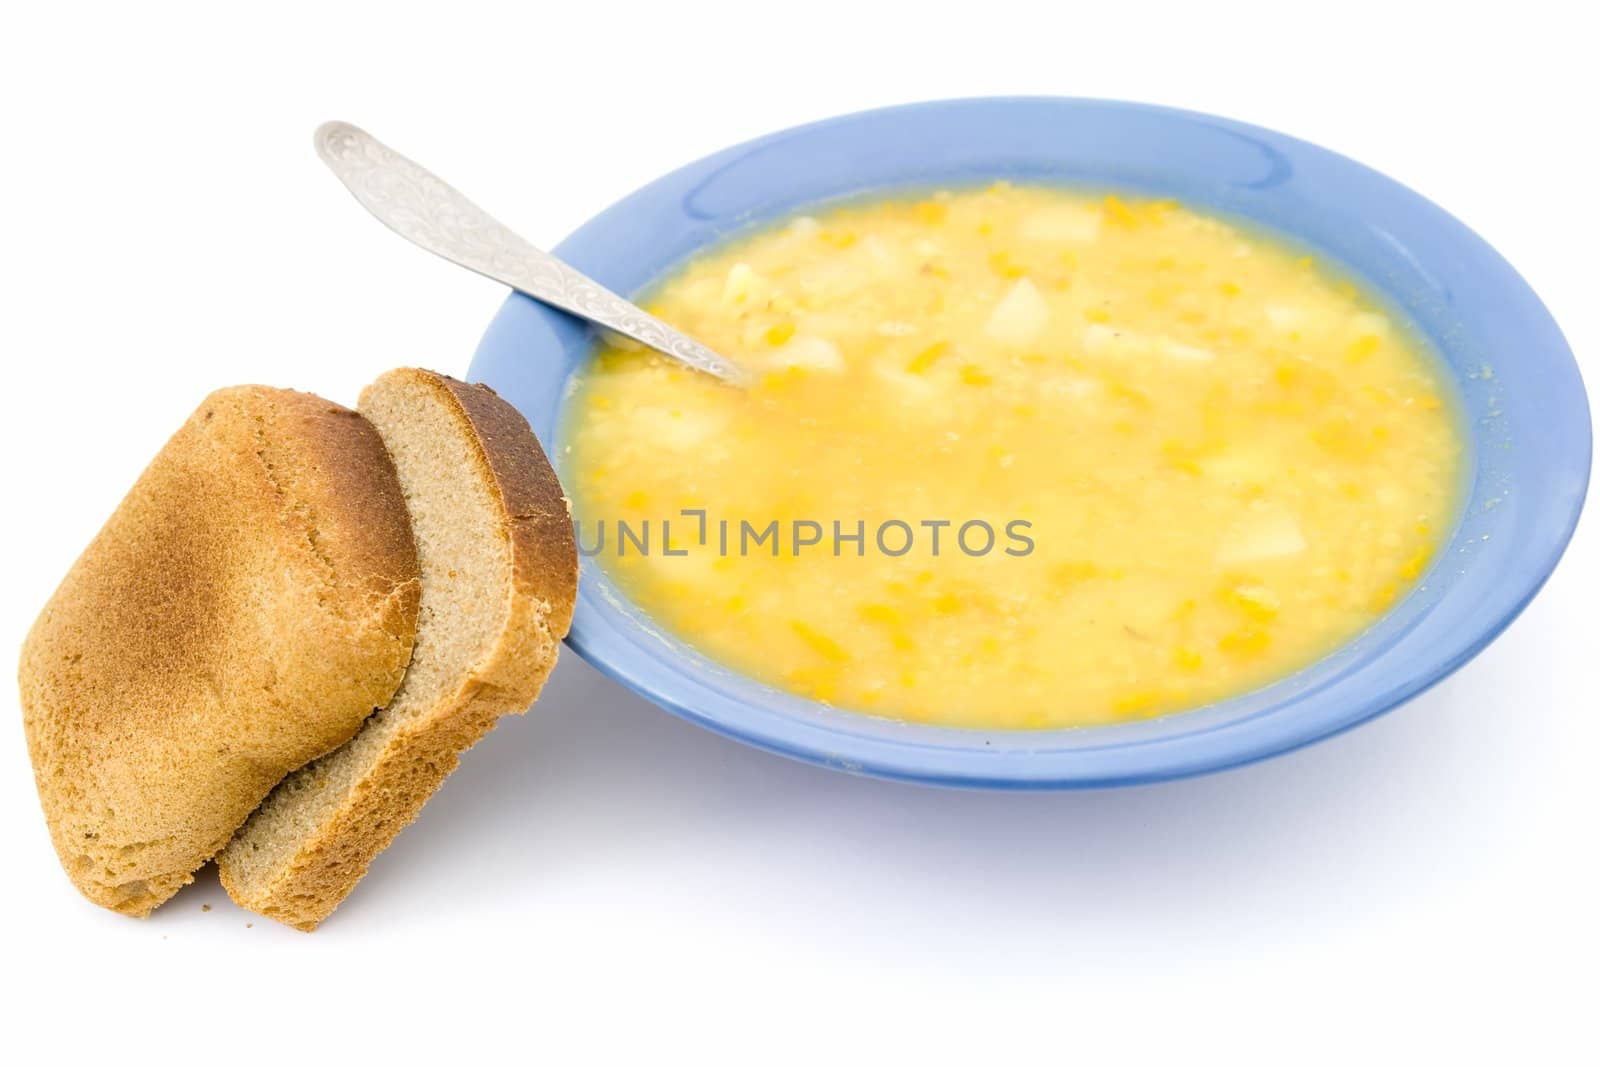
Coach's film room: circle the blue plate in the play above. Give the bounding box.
[469,97,1590,788]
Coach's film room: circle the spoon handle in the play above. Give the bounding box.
[314,121,746,384]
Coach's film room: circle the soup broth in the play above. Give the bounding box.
[566,184,1464,729]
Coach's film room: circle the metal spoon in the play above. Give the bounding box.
[314,121,747,385]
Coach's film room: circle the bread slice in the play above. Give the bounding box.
[218,369,577,930]
[19,387,420,916]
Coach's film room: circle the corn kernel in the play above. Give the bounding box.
[858,603,903,626]
[1397,546,1433,581]
[960,364,993,386]
[791,619,850,662]
[765,320,796,346]
[1108,381,1151,408]
[1113,689,1164,715]
[1103,195,1139,228]
[907,340,951,374]
[987,250,1025,279]
[1051,561,1100,587]
[1161,440,1202,476]
[1346,334,1381,363]
[1227,583,1281,621]
[1218,628,1271,658]
[1313,420,1369,459]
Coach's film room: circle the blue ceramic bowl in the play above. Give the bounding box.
[469,97,1590,788]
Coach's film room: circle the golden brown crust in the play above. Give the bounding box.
[19,386,419,916]
[430,372,579,693]
[218,369,577,929]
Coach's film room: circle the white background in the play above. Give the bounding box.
[1,2,1594,1062]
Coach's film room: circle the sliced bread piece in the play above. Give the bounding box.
[218,369,577,930]
[20,386,420,916]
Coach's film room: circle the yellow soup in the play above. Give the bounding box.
[566,184,1464,729]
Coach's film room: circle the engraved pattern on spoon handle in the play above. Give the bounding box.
[314,121,746,384]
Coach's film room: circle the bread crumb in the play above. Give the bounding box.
[201,904,211,912]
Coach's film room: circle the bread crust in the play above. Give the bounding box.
[432,372,579,697]
[19,386,420,916]
[218,370,577,930]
